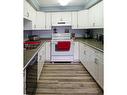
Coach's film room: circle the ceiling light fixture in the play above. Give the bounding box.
[58,0,71,6]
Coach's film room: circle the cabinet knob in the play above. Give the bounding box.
[95,58,98,64]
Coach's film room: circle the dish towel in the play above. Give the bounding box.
[56,41,71,51]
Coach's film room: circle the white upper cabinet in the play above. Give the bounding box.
[78,10,89,29]
[24,0,28,19]
[24,0,33,21]
[45,12,52,30]
[88,6,95,28]
[96,1,103,28]
[88,1,103,28]
[61,12,71,23]
[31,7,37,30]
[24,0,37,30]
[28,4,34,21]
[51,12,71,26]
[71,12,78,29]
[51,12,61,26]
[24,0,31,20]
[36,12,45,30]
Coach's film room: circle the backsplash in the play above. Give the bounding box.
[92,29,104,39]
[24,27,104,40]
[32,26,87,38]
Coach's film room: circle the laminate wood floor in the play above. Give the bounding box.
[35,63,103,95]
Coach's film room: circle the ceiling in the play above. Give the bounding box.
[37,0,89,7]
[28,0,102,12]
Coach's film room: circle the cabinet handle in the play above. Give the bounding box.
[34,25,36,28]
[95,58,98,64]
[93,23,95,27]
[39,55,42,61]
[27,12,29,17]
[84,50,86,55]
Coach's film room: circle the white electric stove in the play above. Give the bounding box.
[51,33,74,62]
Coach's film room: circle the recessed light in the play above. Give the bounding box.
[58,0,71,6]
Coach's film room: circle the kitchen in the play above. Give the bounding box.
[23,0,104,95]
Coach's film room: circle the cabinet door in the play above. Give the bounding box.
[95,50,104,89]
[38,49,41,79]
[88,1,103,28]
[24,0,28,19]
[98,61,103,89]
[78,10,88,29]
[88,7,95,28]
[27,2,33,21]
[36,12,45,29]
[45,42,51,61]
[86,46,95,75]
[24,0,31,20]
[51,12,61,26]
[79,43,85,61]
[45,12,51,30]
[96,1,103,28]
[79,43,88,68]
[38,45,45,79]
[71,12,78,29]
[31,7,37,30]
[61,12,71,23]
[73,42,79,62]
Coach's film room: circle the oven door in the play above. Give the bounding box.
[51,40,73,56]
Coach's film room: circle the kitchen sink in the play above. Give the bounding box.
[24,41,41,50]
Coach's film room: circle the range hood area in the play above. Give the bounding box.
[52,20,71,26]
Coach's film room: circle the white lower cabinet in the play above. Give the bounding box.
[79,42,103,89]
[45,42,51,61]
[94,50,104,89]
[73,42,79,62]
[38,44,45,80]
